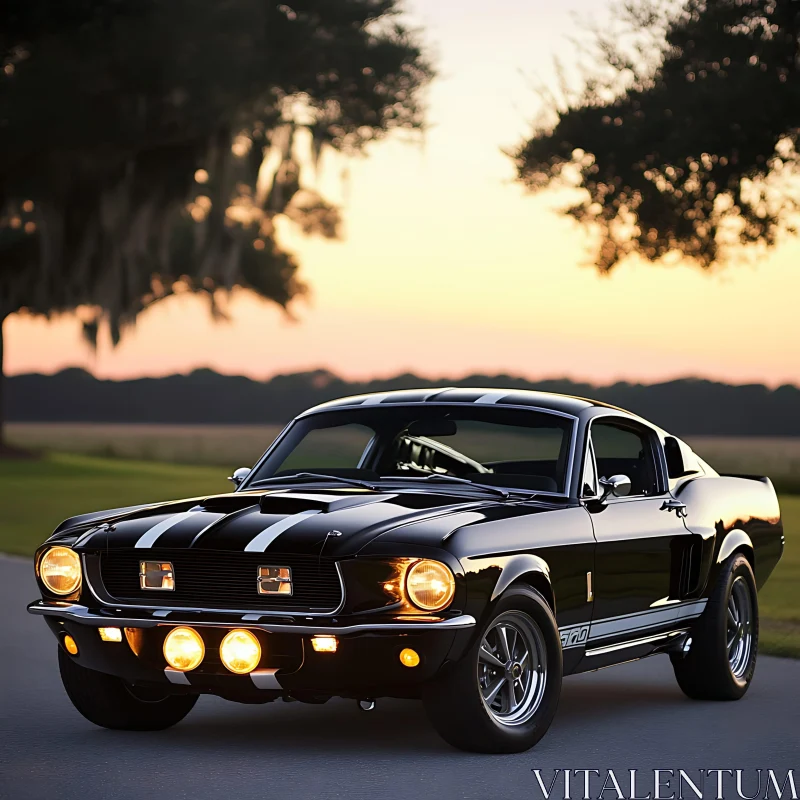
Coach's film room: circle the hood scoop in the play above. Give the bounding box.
[258,491,392,515]
[197,495,260,514]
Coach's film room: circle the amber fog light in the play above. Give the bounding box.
[163,627,205,671]
[399,648,420,668]
[220,629,261,674]
[405,560,455,612]
[63,634,79,655]
[40,546,82,596]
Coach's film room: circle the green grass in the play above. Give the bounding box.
[1,453,797,657]
[758,495,800,657]
[0,453,228,557]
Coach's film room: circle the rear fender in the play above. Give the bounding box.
[717,529,754,566]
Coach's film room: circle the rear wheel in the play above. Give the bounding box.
[423,586,562,753]
[58,647,198,730]
[671,554,758,700]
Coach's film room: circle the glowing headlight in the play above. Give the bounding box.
[40,546,82,595]
[163,627,205,671]
[219,629,261,674]
[405,560,455,612]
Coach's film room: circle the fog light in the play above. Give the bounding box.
[98,627,122,642]
[63,634,78,655]
[220,629,261,674]
[399,648,420,667]
[163,626,204,671]
[311,635,338,653]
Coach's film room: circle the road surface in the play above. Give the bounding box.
[1,555,797,800]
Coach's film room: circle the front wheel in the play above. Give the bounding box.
[671,553,758,700]
[423,586,562,753]
[58,647,198,730]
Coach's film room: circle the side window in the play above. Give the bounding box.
[591,422,659,497]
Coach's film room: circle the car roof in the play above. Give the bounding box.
[299,387,627,419]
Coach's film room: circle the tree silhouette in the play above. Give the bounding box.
[0,0,432,451]
[513,0,800,273]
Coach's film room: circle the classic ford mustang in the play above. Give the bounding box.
[29,389,784,752]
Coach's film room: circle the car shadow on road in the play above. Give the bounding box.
[556,672,689,723]
[85,669,691,757]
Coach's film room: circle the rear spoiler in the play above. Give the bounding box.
[719,473,771,485]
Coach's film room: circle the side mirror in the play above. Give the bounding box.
[228,467,251,488]
[599,474,631,501]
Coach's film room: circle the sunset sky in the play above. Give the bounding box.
[7,0,800,387]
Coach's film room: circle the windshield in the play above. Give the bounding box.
[246,405,575,495]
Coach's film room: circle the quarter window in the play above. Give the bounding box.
[582,442,598,497]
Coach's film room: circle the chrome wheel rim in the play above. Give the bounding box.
[477,611,547,726]
[727,576,754,679]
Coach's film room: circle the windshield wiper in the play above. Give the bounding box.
[413,473,511,499]
[248,472,379,491]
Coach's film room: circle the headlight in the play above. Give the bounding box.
[39,546,82,596]
[405,559,455,612]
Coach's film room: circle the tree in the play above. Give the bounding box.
[0,0,431,451]
[513,0,800,273]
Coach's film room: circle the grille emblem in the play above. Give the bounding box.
[139,561,175,591]
[258,566,292,596]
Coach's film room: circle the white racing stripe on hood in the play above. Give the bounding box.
[134,511,199,549]
[244,509,321,552]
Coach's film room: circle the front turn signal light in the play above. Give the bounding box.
[405,560,455,612]
[98,627,122,642]
[220,629,261,674]
[40,546,82,596]
[311,635,338,653]
[163,627,205,671]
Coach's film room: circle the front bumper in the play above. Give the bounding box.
[28,600,476,700]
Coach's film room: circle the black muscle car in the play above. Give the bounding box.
[29,389,784,752]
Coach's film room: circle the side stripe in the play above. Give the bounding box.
[558,599,707,649]
[135,511,198,549]
[588,600,706,641]
[243,510,321,553]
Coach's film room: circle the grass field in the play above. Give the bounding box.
[6,423,284,468]
[1,452,797,657]
[7,424,800,493]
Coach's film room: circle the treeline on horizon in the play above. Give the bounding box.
[9,368,800,436]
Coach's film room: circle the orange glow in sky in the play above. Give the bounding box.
[6,0,799,386]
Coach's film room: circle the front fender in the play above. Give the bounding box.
[490,553,552,603]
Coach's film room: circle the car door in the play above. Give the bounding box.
[583,418,694,646]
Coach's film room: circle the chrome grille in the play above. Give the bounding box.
[99,549,342,612]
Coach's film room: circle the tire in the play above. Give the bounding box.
[422,586,562,753]
[671,553,758,701]
[58,647,198,730]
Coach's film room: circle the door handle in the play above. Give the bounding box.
[661,498,687,517]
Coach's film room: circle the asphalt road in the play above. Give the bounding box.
[1,555,797,800]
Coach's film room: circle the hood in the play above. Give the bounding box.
[63,488,518,558]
